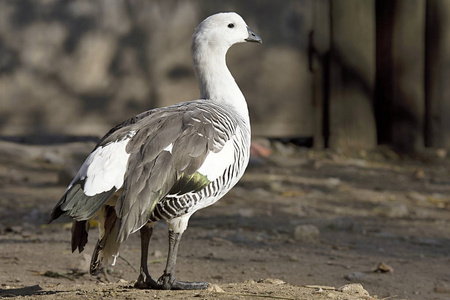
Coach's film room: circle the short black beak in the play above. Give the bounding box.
[245,26,262,43]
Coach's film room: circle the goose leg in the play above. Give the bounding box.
[134,225,158,289]
[157,230,208,290]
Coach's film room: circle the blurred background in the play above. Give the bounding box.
[1,2,450,298]
[0,0,449,154]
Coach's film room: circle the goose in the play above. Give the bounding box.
[50,12,261,290]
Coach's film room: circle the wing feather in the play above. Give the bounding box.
[115,101,239,242]
[50,181,117,221]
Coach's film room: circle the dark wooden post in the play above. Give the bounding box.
[311,0,330,149]
[375,0,425,153]
[328,0,377,151]
[425,0,450,149]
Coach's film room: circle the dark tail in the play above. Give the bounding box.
[71,220,90,253]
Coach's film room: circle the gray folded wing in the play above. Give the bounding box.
[115,101,236,242]
[50,100,238,243]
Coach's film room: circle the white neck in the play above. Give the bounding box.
[192,40,249,123]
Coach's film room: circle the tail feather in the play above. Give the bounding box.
[71,220,90,253]
[90,238,104,275]
[89,205,120,275]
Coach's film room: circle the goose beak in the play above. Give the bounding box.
[245,27,262,43]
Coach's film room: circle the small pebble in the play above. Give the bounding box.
[313,287,323,294]
[374,262,394,273]
[207,284,224,293]
[344,272,375,283]
[338,283,370,296]
[294,224,320,242]
[257,278,285,285]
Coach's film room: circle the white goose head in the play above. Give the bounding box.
[193,12,262,50]
[192,12,261,114]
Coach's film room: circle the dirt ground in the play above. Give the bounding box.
[0,139,449,300]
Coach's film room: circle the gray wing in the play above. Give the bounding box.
[115,101,236,242]
[50,110,159,223]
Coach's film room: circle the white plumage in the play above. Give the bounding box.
[50,12,261,290]
[67,134,134,196]
[163,143,173,154]
[197,137,235,181]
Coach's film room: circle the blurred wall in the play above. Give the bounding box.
[0,0,312,139]
[1,0,449,153]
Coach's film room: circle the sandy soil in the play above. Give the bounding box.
[0,140,449,300]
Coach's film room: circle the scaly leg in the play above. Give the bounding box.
[157,230,208,290]
[134,224,158,289]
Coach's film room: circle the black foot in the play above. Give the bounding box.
[157,273,208,290]
[134,271,158,289]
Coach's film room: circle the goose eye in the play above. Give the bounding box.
[228,23,234,28]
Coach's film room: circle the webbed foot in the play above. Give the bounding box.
[134,271,158,289]
[157,272,208,290]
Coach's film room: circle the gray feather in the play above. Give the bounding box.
[114,101,241,242]
[51,181,116,222]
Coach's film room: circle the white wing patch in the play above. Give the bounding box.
[163,143,173,154]
[68,134,135,197]
[197,138,235,181]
